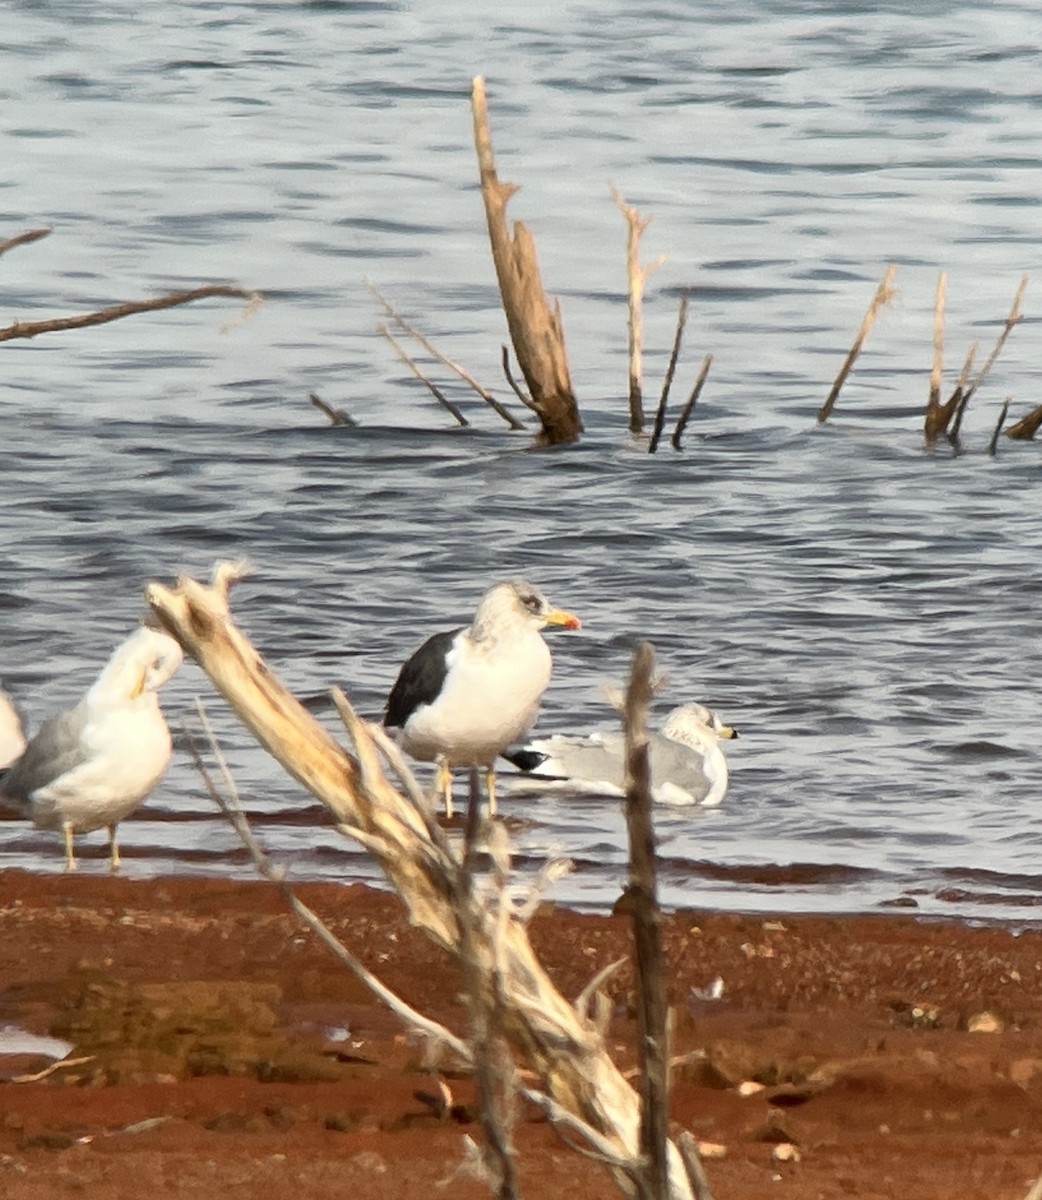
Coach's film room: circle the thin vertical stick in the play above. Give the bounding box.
[671,354,713,451]
[622,643,669,1200]
[988,398,1011,456]
[927,271,946,414]
[817,266,897,423]
[611,186,666,435]
[648,293,689,454]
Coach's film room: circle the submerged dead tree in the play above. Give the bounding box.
[471,76,582,445]
[146,562,697,1200]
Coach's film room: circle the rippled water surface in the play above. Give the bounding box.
[3,0,1042,921]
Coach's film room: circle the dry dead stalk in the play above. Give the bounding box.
[649,294,689,454]
[816,265,897,423]
[308,392,356,427]
[0,226,52,259]
[988,398,1012,455]
[378,323,469,426]
[927,271,946,414]
[611,187,666,435]
[367,281,525,431]
[0,285,261,343]
[622,643,670,1200]
[145,561,695,1200]
[671,354,713,452]
[471,76,582,445]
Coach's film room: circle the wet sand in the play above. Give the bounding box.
[0,869,1040,1199]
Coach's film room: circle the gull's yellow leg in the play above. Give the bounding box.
[437,756,454,820]
[107,824,121,873]
[62,822,77,873]
[485,766,497,818]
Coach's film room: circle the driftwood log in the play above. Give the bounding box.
[471,77,582,445]
[145,562,695,1199]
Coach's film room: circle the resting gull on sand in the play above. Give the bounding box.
[501,701,739,807]
[383,579,581,818]
[0,625,183,871]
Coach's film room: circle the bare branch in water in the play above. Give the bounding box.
[649,292,689,454]
[817,266,897,424]
[378,323,470,427]
[0,226,52,259]
[671,354,713,452]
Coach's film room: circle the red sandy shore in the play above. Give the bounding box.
[0,869,1040,1199]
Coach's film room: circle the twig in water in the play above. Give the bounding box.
[367,281,525,430]
[611,186,667,435]
[988,398,1011,456]
[817,265,897,423]
[671,354,713,451]
[500,345,538,411]
[927,271,946,415]
[308,392,356,427]
[0,285,261,343]
[379,323,469,427]
[0,226,51,258]
[649,292,689,454]
[946,274,1028,446]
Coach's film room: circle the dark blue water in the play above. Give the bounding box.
[3,0,1042,920]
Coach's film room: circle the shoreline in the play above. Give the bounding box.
[0,869,1040,1199]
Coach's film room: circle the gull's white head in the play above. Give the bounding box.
[662,702,739,748]
[471,579,582,641]
[89,625,184,705]
[0,686,26,769]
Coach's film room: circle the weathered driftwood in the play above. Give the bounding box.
[0,226,51,259]
[0,284,261,343]
[145,562,695,1200]
[648,294,689,454]
[367,282,525,431]
[611,188,666,435]
[471,76,582,446]
[816,265,897,424]
[1005,400,1042,441]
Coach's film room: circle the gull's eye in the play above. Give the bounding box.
[520,591,543,615]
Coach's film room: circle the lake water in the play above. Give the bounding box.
[3,0,1042,922]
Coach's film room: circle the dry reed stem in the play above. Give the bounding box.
[471,76,582,445]
[611,186,667,435]
[0,285,261,343]
[928,271,946,413]
[816,265,898,423]
[367,280,525,431]
[378,323,469,426]
[649,294,689,454]
[622,643,670,1200]
[145,561,695,1200]
[308,392,356,427]
[0,226,51,259]
[671,354,713,451]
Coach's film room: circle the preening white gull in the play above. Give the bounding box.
[501,701,739,807]
[0,685,27,771]
[0,625,183,871]
[383,580,581,818]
